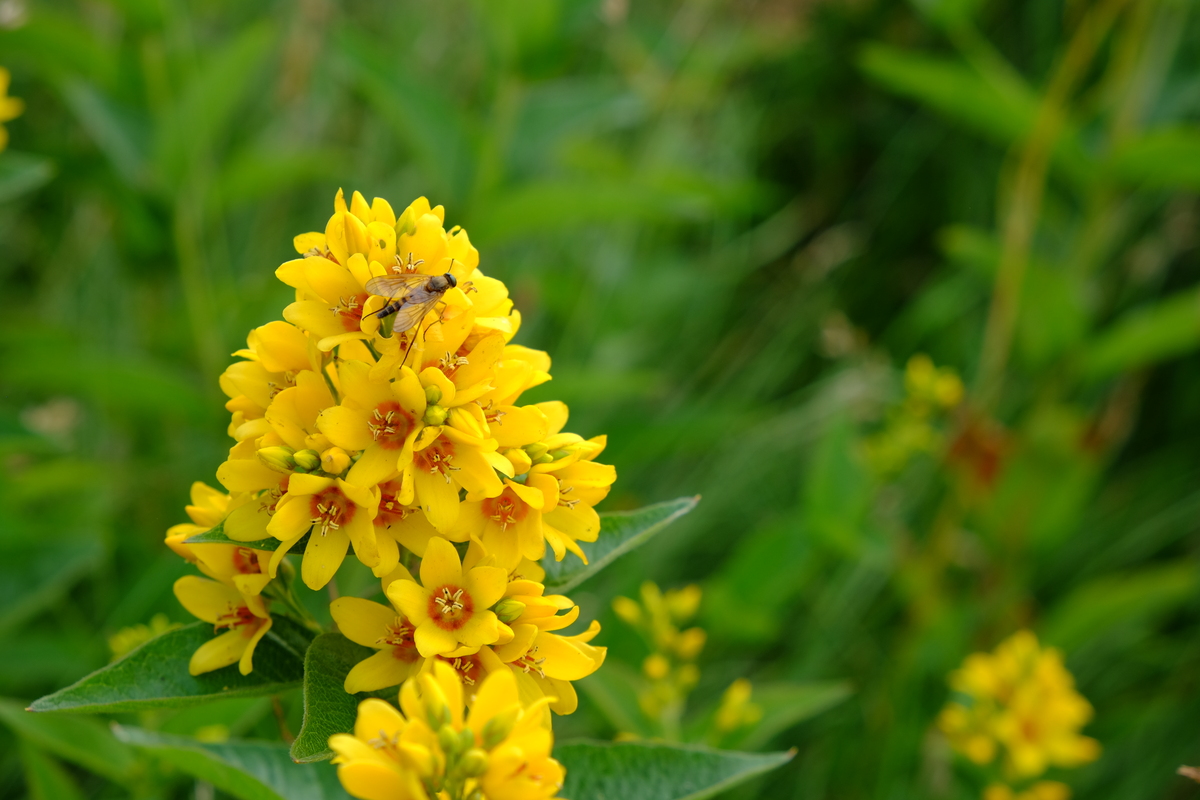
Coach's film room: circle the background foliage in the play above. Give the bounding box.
[3,0,1200,797]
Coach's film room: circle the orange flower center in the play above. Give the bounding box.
[215,603,259,634]
[428,584,474,631]
[438,652,484,687]
[413,440,460,484]
[368,402,417,450]
[377,617,419,663]
[481,488,528,531]
[329,293,368,332]
[232,547,262,575]
[513,644,547,678]
[376,488,413,528]
[309,488,355,536]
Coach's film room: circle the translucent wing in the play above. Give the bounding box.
[364,273,430,299]
[388,296,441,334]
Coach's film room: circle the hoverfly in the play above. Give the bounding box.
[364,271,458,334]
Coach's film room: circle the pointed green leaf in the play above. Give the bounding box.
[1108,127,1200,190]
[29,619,311,714]
[541,497,699,592]
[291,633,386,763]
[555,740,793,800]
[0,698,137,782]
[1080,285,1200,380]
[114,726,350,800]
[185,520,309,553]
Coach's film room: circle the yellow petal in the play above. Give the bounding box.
[414,619,459,657]
[387,580,430,624]
[238,618,273,675]
[345,649,420,694]
[188,628,249,675]
[318,406,374,451]
[174,576,242,624]
[302,526,349,590]
[465,566,508,610]
[331,597,397,648]
[419,537,463,589]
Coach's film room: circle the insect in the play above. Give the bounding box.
[363,271,458,335]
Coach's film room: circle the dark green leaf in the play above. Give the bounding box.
[19,740,86,800]
[0,151,56,202]
[291,633,381,763]
[555,739,793,800]
[114,726,350,800]
[29,619,311,714]
[541,497,699,592]
[1107,127,1200,190]
[0,698,137,782]
[1080,286,1200,380]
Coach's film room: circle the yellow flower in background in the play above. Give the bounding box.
[173,576,272,676]
[329,662,563,800]
[864,353,963,476]
[985,782,1071,800]
[939,630,1100,788]
[0,67,23,151]
[108,614,180,661]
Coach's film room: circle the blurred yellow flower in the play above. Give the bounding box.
[939,630,1100,784]
[329,661,563,800]
[108,613,180,661]
[0,67,23,151]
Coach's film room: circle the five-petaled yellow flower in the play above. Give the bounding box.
[173,576,272,676]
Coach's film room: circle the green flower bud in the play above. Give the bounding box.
[459,748,489,778]
[425,384,443,405]
[481,708,519,749]
[257,446,296,473]
[549,449,571,461]
[493,598,526,623]
[532,453,555,465]
[293,449,321,472]
[457,727,476,754]
[438,724,460,756]
[423,404,449,426]
[523,442,549,459]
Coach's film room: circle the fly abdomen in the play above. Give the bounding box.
[374,301,402,319]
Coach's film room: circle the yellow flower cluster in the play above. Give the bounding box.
[0,67,22,151]
[938,631,1100,796]
[162,192,616,797]
[864,354,963,475]
[331,662,563,800]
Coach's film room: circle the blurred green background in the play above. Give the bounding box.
[4,0,1200,797]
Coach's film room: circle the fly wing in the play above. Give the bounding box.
[364,273,429,300]
[388,296,441,335]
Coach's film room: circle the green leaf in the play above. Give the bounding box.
[0,151,56,202]
[735,681,853,750]
[185,520,309,553]
[29,619,310,714]
[18,741,86,800]
[541,497,699,592]
[0,538,104,636]
[291,633,381,763]
[1080,285,1200,380]
[1107,127,1200,190]
[114,726,350,800]
[0,698,137,782]
[803,414,871,556]
[555,740,794,800]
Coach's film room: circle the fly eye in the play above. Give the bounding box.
[445,273,457,288]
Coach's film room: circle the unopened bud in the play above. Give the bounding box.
[481,709,518,749]
[523,442,549,459]
[425,384,443,405]
[457,727,475,754]
[459,748,489,777]
[675,627,706,660]
[505,448,533,476]
[321,447,351,475]
[612,596,642,626]
[423,405,449,427]
[643,653,670,680]
[257,446,296,473]
[532,453,555,465]
[438,724,460,756]
[494,598,527,623]
[293,449,321,472]
[677,663,700,689]
[548,449,571,461]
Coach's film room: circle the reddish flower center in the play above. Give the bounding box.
[259,479,288,516]
[232,547,262,575]
[376,488,413,528]
[309,488,355,536]
[482,488,528,532]
[428,584,474,631]
[215,603,259,634]
[368,401,416,450]
[513,644,547,678]
[413,440,460,485]
[428,344,470,377]
[437,652,484,687]
[376,617,419,663]
[329,293,368,332]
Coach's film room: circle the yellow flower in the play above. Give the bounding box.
[386,538,507,657]
[173,576,272,676]
[165,481,231,562]
[328,662,563,800]
[0,68,23,151]
[331,588,423,693]
[191,543,272,596]
[939,631,1100,782]
[985,781,1071,800]
[267,472,380,589]
[221,321,318,441]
